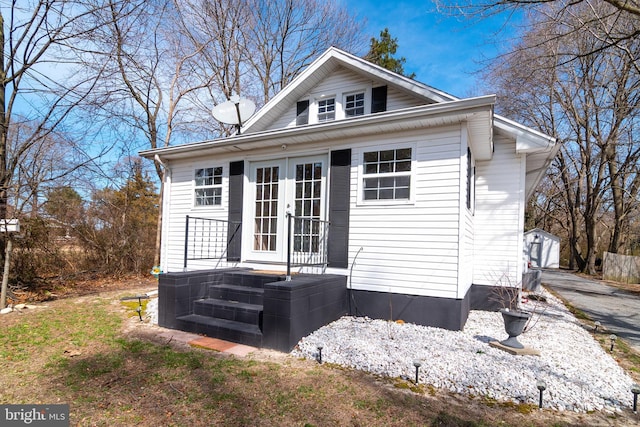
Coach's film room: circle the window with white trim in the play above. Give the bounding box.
[194,167,223,206]
[363,148,412,200]
[317,98,335,122]
[345,92,364,117]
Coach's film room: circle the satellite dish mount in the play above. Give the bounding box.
[211,94,256,135]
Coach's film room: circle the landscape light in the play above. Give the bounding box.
[594,321,601,332]
[316,344,324,364]
[609,334,617,352]
[536,380,547,409]
[412,360,422,384]
[632,384,640,413]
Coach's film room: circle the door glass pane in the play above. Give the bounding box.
[254,166,279,251]
[293,161,322,254]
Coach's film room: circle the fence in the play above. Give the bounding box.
[602,252,640,284]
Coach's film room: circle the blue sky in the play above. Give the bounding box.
[345,0,522,98]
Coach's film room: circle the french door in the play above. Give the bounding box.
[247,155,326,263]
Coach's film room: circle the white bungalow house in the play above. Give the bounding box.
[140,47,558,351]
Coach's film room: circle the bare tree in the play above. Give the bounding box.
[485,5,640,273]
[0,1,122,307]
[244,0,367,103]
[81,0,229,267]
[84,0,366,268]
[437,0,640,65]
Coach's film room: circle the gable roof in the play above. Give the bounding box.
[525,228,560,242]
[241,46,455,134]
[141,46,557,201]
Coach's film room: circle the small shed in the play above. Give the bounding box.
[524,228,560,268]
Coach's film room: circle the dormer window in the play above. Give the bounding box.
[318,98,335,122]
[345,92,364,117]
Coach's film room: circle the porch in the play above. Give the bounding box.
[157,269,347,352]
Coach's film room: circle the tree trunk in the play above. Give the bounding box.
[0,12,7,221]
[0,237,12,308]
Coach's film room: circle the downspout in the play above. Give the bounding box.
[154,154,170,274]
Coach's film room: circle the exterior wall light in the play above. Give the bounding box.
[536,380,547,409]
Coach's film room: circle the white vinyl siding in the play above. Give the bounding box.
[385,88,427,111]
[160,159,233,273]
[347,127,463,299]
[266,66,427,130]
[472,135,524,288]
[457,126,475,298]
[159,124,522,302]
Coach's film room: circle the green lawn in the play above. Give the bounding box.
[0,291,633,426]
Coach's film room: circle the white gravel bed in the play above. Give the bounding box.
[292,289,636,413]
[145,296,159,324]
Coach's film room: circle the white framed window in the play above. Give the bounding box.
[345,92,365,117]
[318,98,335,122]
[362,147,413,201]
[194,166,223,206]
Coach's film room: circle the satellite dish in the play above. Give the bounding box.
[211,96,256,134]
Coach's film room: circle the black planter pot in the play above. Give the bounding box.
[499,308,531,349]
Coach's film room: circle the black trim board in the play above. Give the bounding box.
[372,86,387,113]
[328,149,351,268]
[296,100,309,125]
[348,288,471,330]
[347,284,514,331]
[469,284,518,311]
[227,160,244,261]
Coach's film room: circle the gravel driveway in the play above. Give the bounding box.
[541,269,640,352]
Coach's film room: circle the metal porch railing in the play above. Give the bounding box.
[183,216,241,270]
[286,212,330,280]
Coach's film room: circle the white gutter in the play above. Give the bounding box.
[494,115,556,153]
[140,95,496,160]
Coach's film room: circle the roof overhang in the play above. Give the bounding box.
[241,47,457,134]
[140,95,496,161]
[495,115,558,200]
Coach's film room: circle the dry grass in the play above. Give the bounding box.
[0,280,638,426]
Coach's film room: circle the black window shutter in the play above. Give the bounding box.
[328,149,351,268]
[296,100,309,125]
[371,86,387,113]
[466,148,472,209]
[227,160,244,261]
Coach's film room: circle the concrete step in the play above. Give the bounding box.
[193,298,262,327]
[209,283,264,305]
[176,314,263,348]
